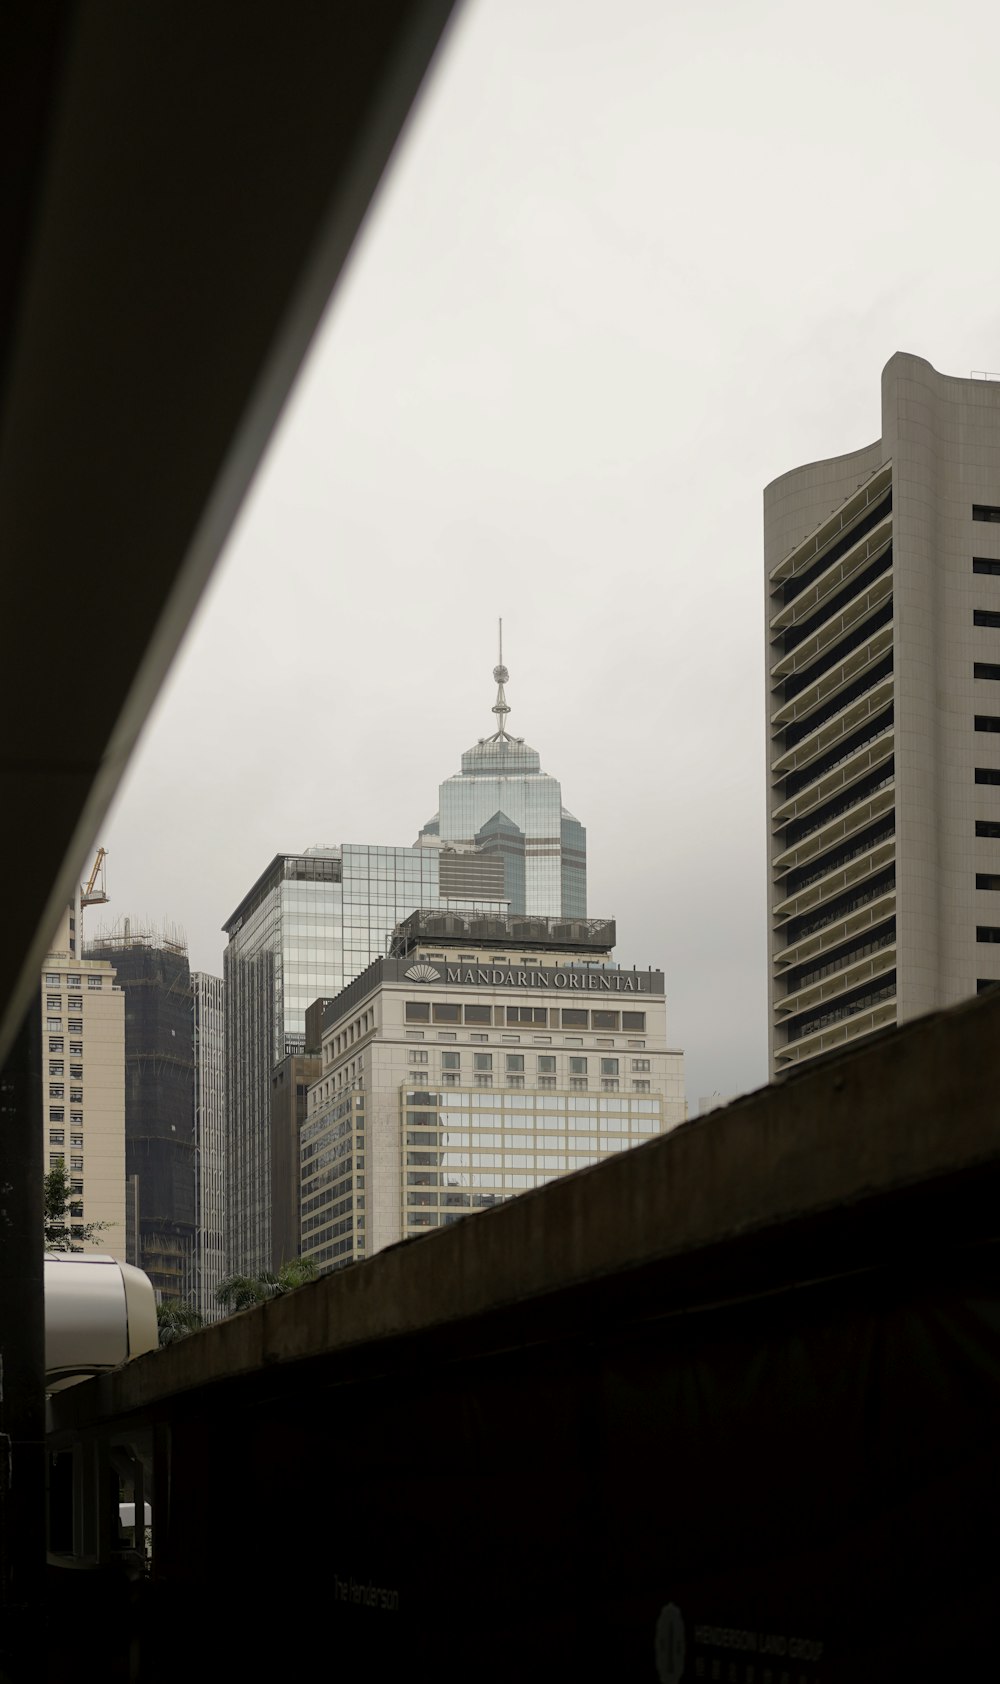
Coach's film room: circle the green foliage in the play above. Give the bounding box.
[157,1299,204,1345]
[215,1256,318,1314]
[43,1162,111,1253]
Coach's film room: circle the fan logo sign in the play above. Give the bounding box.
[397,960,662,994]
[655,1604,825,1684]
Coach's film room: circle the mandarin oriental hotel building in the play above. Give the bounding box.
[300,911,686,1271]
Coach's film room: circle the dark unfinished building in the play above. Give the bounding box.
[85,925,196,1300]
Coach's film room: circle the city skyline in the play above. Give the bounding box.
[86,0,1000,1110]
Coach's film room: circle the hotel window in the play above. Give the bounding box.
[405,1030,425,1041]
[973,505,1000,522]
[538,1076,557,1090]
[405,1001,430,1023]
[433,1003,461,1024]
[634,1080,651,1094]
[470,1032,489,1043]
[464,1005,492,1025]
[437,1031,457,1041]
[592,1010,619,1031]
[977,874,1000,891]
[507,1075,525,1088]
[632,1058,651,1073]
[538,1056,556,1074]
[501,1034,521,1044]
[474,1053,493,1072]
[570,1078,588,1092]
[474,1074,493,1088]
[974,663,1000,681]
[70,1134,83,1149]
[69,1042,82,1056]
[975,608,1000,628]
[442,1073,459,1086]
[601,1079,620,1092]
[506,1054,524,1073]
[601,1058,619,1077]
[409,1050,429,1065]
[49,1154,65,1168]
[560,1009,588,1029]
[570,1057,587,1075]
[507,1006,547,1025]
[974,557,1000,576]
[622,1012,647,1031]
[442,1052,460,1070]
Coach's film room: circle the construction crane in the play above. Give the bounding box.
[81,847,108,911]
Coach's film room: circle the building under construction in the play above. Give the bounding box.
[85,922,195,1300]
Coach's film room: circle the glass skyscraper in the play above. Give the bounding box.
[419,656,586,916]
[223,845,505,1273]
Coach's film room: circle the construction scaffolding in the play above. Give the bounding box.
[85,924,195,1301]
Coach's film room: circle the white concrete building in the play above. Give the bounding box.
[765,353,1000,1075]
[42,903,125,1256]
[192,970,225,1319]
[300,911,686,1271]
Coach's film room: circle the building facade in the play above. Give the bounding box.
[42,903,126,1256]
[419,657,586,917]
[192,970,225,1320]
[270,1050,320,1267]
[765,353,1000,1074]
[300,911,686,1273]
[85,926,196,1298]
[223,845,506,1274]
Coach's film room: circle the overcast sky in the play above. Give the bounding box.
[92,0,1000,1107]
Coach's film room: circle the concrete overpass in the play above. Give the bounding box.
[48,987,1000,1679]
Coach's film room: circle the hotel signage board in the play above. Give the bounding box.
[388,959,664,995]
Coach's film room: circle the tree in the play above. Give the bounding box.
[156,1299,204,1345]
[43,1162,111,1252]
[215,1256,318,1314]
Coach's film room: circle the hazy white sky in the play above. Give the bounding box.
[93,0,1000,1106]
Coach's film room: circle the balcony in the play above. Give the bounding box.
[772,676,894,785]
[768,462,892,590]
[775,939,897,1021]
[769,521,891,640]
[771,734,894,830]
[773,837,896,927]
[773,785,895,880]
[773,887,897,976]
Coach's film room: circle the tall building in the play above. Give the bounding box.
[86,925,196,1298]
[300,910,686,1272]
[192,971,225,1320]
[765,353,1000,1075]
[42,903,125,1256]
[419,652,586,916]
[223,845,507,1274]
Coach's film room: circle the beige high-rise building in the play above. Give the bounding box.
[300,910,686,1272]
[42,902,126,1255]
[765,353,1000,1075]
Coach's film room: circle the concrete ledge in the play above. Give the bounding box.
[50,988,1000,1431]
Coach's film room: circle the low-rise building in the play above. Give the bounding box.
[300,911,686,1272]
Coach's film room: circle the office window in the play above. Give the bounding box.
[977,874,1000,891]
[601,1079,620,1092]
[507,1075,525,1088]
[560,1009,588,1028]
[49,1061,64,1077]
[570,1078,588,1091]
[977,979,1000,993]
[408,1050,429,1065]
[974,663,1000,681]
[49,1131,65,1146]
[442,1051,460,1070]
[474,1053,493,1072]
[464,1005,492,1025]
[977,927,1000,942]
[976,768,1000,785]
[538,1077,557,1090]
[470,1032,489,1043]
[622,1012,647,1031]
[632,1058,651,1072]
[46,996,61,1011]
[442,1073,459,1086]
[474,1074,493,1088]
[977,819,1000,838]
[974,557,1000,576]
[538,1055,556,1074]
[974,608,1000,628]
[976,717,1000,732]
[505,1054,524,1073]
[601,1058,619,1077]
[507,1006,547,1025]
[592,1010,619,1031]
[44,974,60,988]
[405,1001,430,1023]
[569,1057,587,1075]
[433,1003,461,1024]
[973,505,1000,522]
[634,1080,651,1093]
[87,975,103,989]
[437,1032,457,1042]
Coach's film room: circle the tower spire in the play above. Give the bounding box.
[490,617,511,740]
